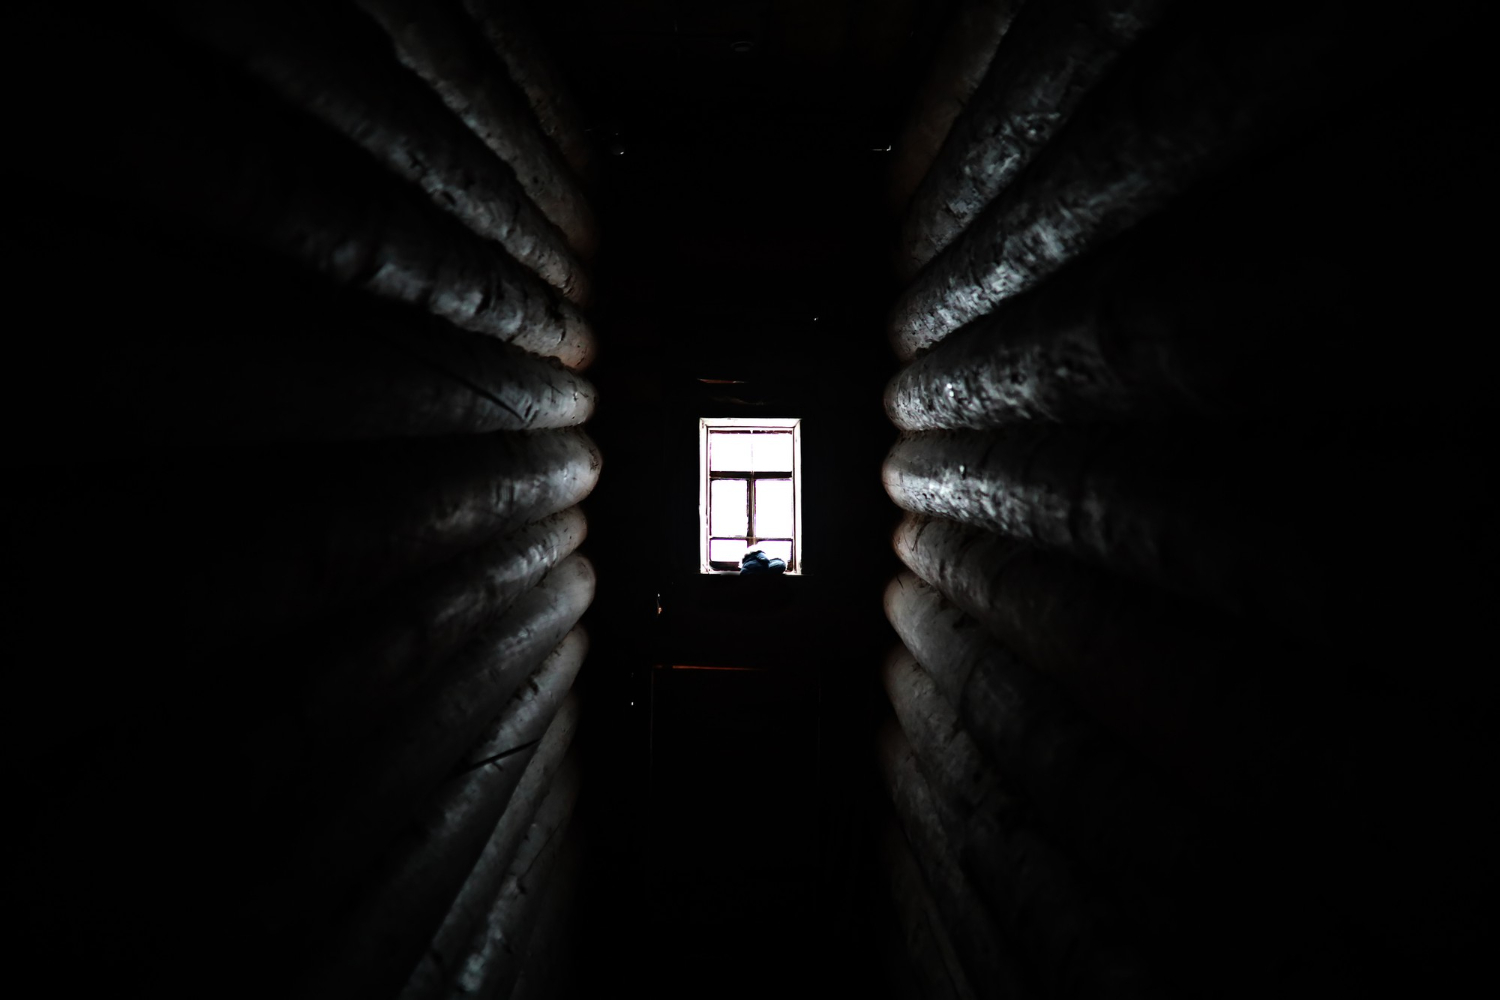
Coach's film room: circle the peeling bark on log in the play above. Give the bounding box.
[399,700,580,1000]
[292,643,584,1000]
[99,29,594,368]
[441,757,580,1000]
[884,572,1202,938]
[459,0,598,188]
[878,718,1031,1000]
[883,648,1164,1000]
[892,2,1409,359]
[879,817,980,1000]
[244,510,587,797]
[166,0,589,304]
[887,0,1023,215]
[254,556,594,947]
[892,514,1304,807]
[356,0,598,258]
[898,0,1167,278]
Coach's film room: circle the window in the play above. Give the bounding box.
[700,417,802,574]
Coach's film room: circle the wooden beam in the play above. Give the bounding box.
[459,0,598,188]
[892,1,1419,359]
[884,572,1203,941]
[887,0,1022,216]
[877,717,1031,1000]
[883,647,1163,998]
[166,0,590,304]
[250,556,594,950]
[356,0,598,257]
[293,644,584,1000]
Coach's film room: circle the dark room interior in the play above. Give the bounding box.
[5,1,1495,998]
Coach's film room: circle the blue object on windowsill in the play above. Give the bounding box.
[740,548,786,575]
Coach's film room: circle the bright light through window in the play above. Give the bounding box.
[700,417,802,574]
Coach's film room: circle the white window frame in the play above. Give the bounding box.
[699,417,803,575]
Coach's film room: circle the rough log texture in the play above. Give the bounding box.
[883,426,1310,625]
[255,556,594,947]
[442,756,581,1000]
[9,217,594,459]
[883,648,1162,1000]
[506,826,584,1000]
[293,640,585,1000]
[221,428,599,637]
[892,2,1403,359]
[400,698,580,1000]
[878,718,1030,1000]
[884,573,1201,939]
[167,0,589,304]
[889,37,1500,429]
[887,0,1022,215]
[242,509,588,799]
[459,0,598,187]
[898,0,1167,277]
[879,818,979,1000]
[356,0,599,257]
[892,514,1303,806]
[107,32,594,369]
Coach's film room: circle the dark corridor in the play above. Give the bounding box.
[5,2,1497,999]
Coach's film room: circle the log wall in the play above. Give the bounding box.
[7,3,598,995]
[876,2,1495,997]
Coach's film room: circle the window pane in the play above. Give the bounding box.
[754,478,794,537]
[709,538,751,563]
[753,432,794,473]
[709,432,753,471]
[752,539,793,565]
[710,478,748,536]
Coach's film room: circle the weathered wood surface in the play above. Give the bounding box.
[399,697,579,1000]
[292,643,583,1000]
[892,2,1406,359]
[254,557,594,949]
[883,425,1296,624]
[879,818,980,1000]
[506,824,583,1000]
[440,755,581,1000]
[890,514,1303,807]
[884,573,1202,939]
[237,510,587,808]
[878,719,1031,1000]
[898,0,1165,276]
[167,0,589,304]
[889,34,1500,427]
[99,30,594,368]
[883,648,1163,1000]
[356,0,598,257]
[887,0,1023,216]
[214,428,598,636]
[460,0,598,188]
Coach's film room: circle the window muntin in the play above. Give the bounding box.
[700,417,802,574]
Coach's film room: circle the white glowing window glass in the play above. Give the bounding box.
[709,478,748,536]
[754,479,794,537]
[700,418,802,574]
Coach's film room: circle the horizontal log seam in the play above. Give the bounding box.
[892,1,1420,359]
[164,0,589,303]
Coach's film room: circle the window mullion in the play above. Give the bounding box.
[746,475,756,548]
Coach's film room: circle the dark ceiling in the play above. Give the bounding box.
[523,0,951,155]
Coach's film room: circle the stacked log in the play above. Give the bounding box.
[876,2,1494,997]
[6,5,602,996]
